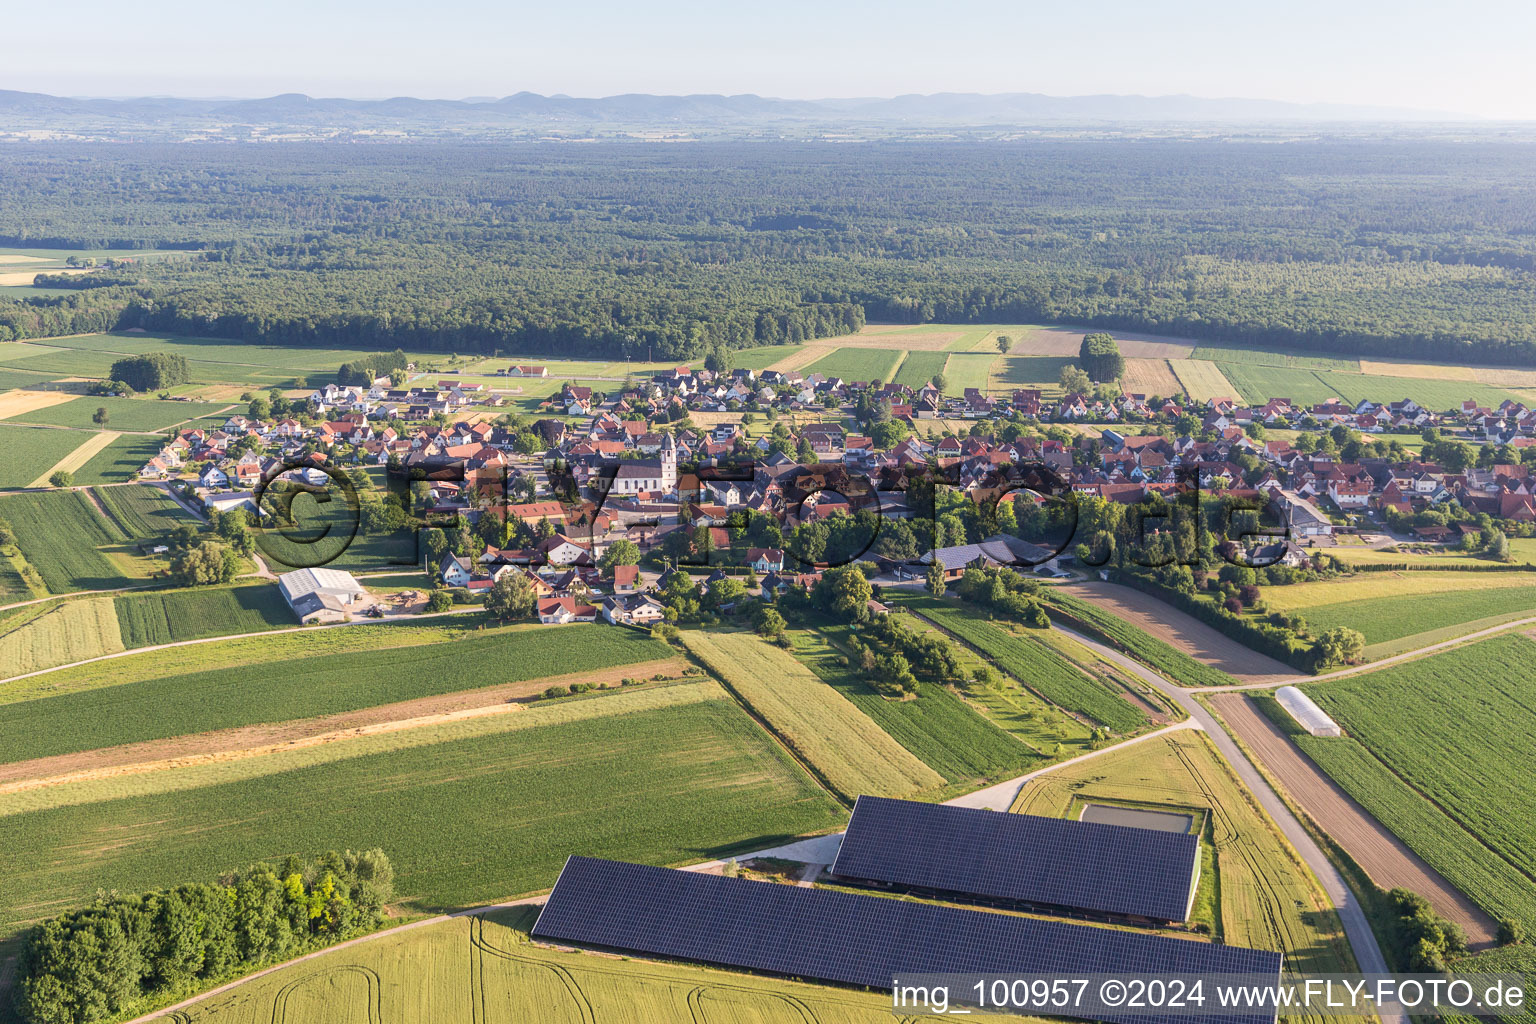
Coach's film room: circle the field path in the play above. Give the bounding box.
[24,430,119,487]
[1209,694,1497,947]
[1061,582,1295,685]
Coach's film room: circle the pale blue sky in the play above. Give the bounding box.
[6,0,1535,118]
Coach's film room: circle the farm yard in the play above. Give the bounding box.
[0,680,847,946]
[887,591,1150,733]
[158,908,942,1024]
[1298,636,1536,931]
[0,622,674,764]
[1012,729,1355,981]
[678,629,944,800]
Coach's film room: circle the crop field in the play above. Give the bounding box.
[987,354,1074,392]
[1212,363,1339,405]
[940,352,998,392]
[0,367,63,391]
[5,394,214,432]
[1014,730,1355,979]
[159,909,950,1024]
[0,683,846,944]
[91,482,194,537]
[113,584,294,648]
[1357,359,1480,381]
[1318,372,1519,411]
[802,346,904,383]
[790,624,1037,786]
[810,323,972,351]
[891,349,947,388]
[679,630,943,800]
[0,425,94,489]
[70,433,167,485]
[1120,358,1184,398]
[890,592,1147,732]
[0,388,80,421]
[0,624,674,763]
[0,597,124,677]
[1267,578,1536,651]
[1474,365,1536,389]
[23,430,119,487]
[1,488,130,592]
[1188,346,1360,372]
[723,344,807,370]
[1169,360,1239,401]
[1036,588,1238,688]
[0,347,121,378]
[1304,636,1536,885]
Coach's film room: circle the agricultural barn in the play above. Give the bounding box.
[919,533,1054,579]
[277,567,370,623]
[1275,686,1343,737]
[534,856,1281,1024]
[831,795,1201,923]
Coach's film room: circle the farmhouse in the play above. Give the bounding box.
[1275,686,1343,737]
[277,567,371,623]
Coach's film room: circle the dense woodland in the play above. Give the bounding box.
[2,141,1536,361]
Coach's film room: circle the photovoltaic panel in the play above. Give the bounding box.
[532,856,1281,1024]
[831,795,1200,921]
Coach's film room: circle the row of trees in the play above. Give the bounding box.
[108,352,190,391]
[16,850,394,1024]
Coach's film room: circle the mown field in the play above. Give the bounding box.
[1038,588,1239,688]
[5,394,210,432]
[940,352,997,392]
[1014,730,1356,981]
[890,592,1147,732]
[156,908,956,1024]
[0,488,132,592]
[1303,636,1536,898]
[1168,359,1238,401]
[0,624,674,764]
[679,630,943,800]
[790,623,1037,787]
[113,583,294,647]
[802,346,904,383]
[92,482,194,537]
[0,597,124,678]
[988,354,1074,392]
[0,425,89,490]
[0,681,847,945]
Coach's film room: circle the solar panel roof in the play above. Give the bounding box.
[831,795,1201,922]
[532,856,1280,1024]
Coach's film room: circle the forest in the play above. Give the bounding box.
[2,140,1536,362]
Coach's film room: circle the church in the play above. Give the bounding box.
[607,432,678,495]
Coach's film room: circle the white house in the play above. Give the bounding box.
[602,593,666,626]
[439,553,475,587]
[198,464,229,488]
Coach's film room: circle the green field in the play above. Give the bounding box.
[1039,589,1240,688]
[726,344,808,370]
[679,630,944,800]
[890,592,1148,732]
[0,425,91,489]
[1216,363,1345,406]
[5,394,211,432]
[0,489,132,593]
[1303,636,1536,889]
[1292,584,1536,651]
[72,433,167,485]
[0,624,673,764]
[0,366,64,390]
[1189,345,1360,372]
[988,354,1075,391]
[92,482,194,537]
[1318,372,1519,411]
[803,347,904,383]
[0,683,846,944]
[790,623,1037,786]
[940,352,998,392]
[113,583,294,647]
[891,350,948,388]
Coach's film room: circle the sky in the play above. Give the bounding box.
[5,0,1535,119]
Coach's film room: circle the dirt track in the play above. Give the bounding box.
[0,657,686,789]
[1211,693,1497,947]
[1064,582,1296,685]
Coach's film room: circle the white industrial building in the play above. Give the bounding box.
[278,567,371,623]
[1275,685,1343,737]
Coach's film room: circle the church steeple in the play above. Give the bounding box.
[660,431,677,489]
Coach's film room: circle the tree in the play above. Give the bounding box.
[704,347,733,375]
[484,572,535,620]
[1078,333,1125,382]
[1058,364,1092,394]
[48,470,73,488]
[1497,916,1527,946]
[599,538,641,572]
[170,541,238,587]
[756,606,787,639]
[930,373,948,393]
[996,334,1012,354]
[425,590,454,613]
[92,406,110,428]
[1315,626,1365,669]
[926,561,946,597]
[820,565,872,619]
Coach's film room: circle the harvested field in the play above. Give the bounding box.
[807,325,965,351]
[1009,326,1195,359]
[25,430,118,487]
[0,389,78,420]
[0,598,125,678]
[1475,365,1536,389]
[763,346,827,372]
[1358,360,1479,381]
[1120,358,1184,398]
[1211,693,1496,946]
[1169,360,1238,401]
[0,268,95,286]
[1059,583,1294,685]
[0,656,689,789]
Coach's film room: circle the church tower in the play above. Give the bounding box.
[660,431,678,490]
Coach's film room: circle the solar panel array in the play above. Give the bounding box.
[831,795,1201,921]
[533,856,1281,1024]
